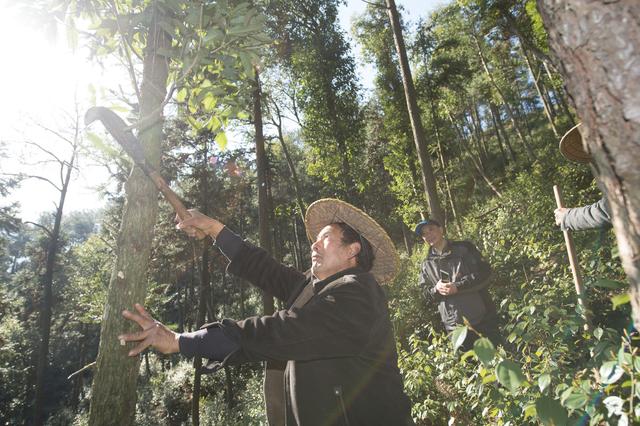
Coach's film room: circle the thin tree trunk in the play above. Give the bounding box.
[271,104,306,224]
[490,103,517,161]
[253,67,274,315]
[543,59,576,126]
[488,102,509,163]
[386,0,445,224]
[448,113,503,198]
[473,32,536,160]
[429,101,462,234]
[537,0,640,328]
[224,366,235,409]
[32,128,78,426]
[89,5,170,425]
[401,223,413,255]
[521,44,559,137]
[192,244,211,426]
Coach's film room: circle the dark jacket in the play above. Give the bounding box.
[205,231,413,426]
[561,196,612,231]
[419,240,495,331]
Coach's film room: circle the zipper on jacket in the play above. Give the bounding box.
[333,386,351,426]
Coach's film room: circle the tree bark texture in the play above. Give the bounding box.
[88,5,170,425]
[386,0,445,224]
[537,1,640,327]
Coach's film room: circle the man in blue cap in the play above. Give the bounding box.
[415,219,500,351]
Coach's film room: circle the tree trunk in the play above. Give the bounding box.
[488,102,509,163]
[271,104,306,224]
[490,103,516,162]
[521,44,559,137]
[253,67,275,316]
[386,0,445,224]
[543,59,576,126]
[537,1,640,327]
[88,5,170,425]
[472,32,536,160]
[191,244,211,426]
[448,113,503,199]
[429,101,462,234]
[33,122,79,426]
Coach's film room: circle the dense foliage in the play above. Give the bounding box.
[0,0,637,424]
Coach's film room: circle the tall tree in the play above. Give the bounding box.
[385,0,445,224]
[88,4,171,425]
[267,0,364,200]
[536,1,640,327]
[32,121,80,426]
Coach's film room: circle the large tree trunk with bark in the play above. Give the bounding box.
[537,1,640,327]
[386,0,445,224]
[88,5,170,425]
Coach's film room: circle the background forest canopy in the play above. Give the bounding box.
[0,0,636,425]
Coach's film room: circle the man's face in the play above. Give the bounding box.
[311,224,357,281]
[420,224,444,246]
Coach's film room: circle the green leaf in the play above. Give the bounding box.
[600,361,624,384]
[593,327,604,340]
[202,93,217,111]
[473,338,495,366]
[450,326,468,352]
[612,292,630,309]
[205,115,222,132]
[523,403,537,419]
[215,131,228,150]
[618,346,632,366]
[560,388,588,409]
[495,359,526,393]
[538,373,551,392]
[460,349,475,362]
[535,396,568,426]
[593,279,626,290]
[176,88,187,103]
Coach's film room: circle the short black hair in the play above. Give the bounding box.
[332,222,375,272]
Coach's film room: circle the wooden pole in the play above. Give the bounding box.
[553,185,591,330]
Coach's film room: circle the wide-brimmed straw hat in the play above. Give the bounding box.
[305,199,399,284]
[559,123,591,163]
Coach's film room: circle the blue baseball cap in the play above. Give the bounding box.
[414,219,442,236]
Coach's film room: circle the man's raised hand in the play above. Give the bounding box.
[119,303,180,357]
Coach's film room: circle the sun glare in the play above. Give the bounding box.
[0,7,90,135]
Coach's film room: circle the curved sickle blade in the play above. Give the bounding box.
[84,107,202,235]
[85,106,154,176]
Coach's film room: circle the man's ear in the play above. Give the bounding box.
[349,242,361,258]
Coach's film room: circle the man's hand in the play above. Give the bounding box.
[554,208,568,226]
[176,209,224,239]
[119,304,180,357]
[435,280,458,295]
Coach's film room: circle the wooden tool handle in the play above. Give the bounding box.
[553,184,590,330]
[148,171,206,239]
[553,185,564,209]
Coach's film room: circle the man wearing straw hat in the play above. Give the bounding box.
[555,123,612,231]
[119,199,413,425]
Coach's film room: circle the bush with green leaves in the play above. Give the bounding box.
[394,146,636,425]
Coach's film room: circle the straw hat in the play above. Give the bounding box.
[559,123,591,163]
[305,199,399,284]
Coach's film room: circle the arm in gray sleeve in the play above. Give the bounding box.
[561,197,612,231]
